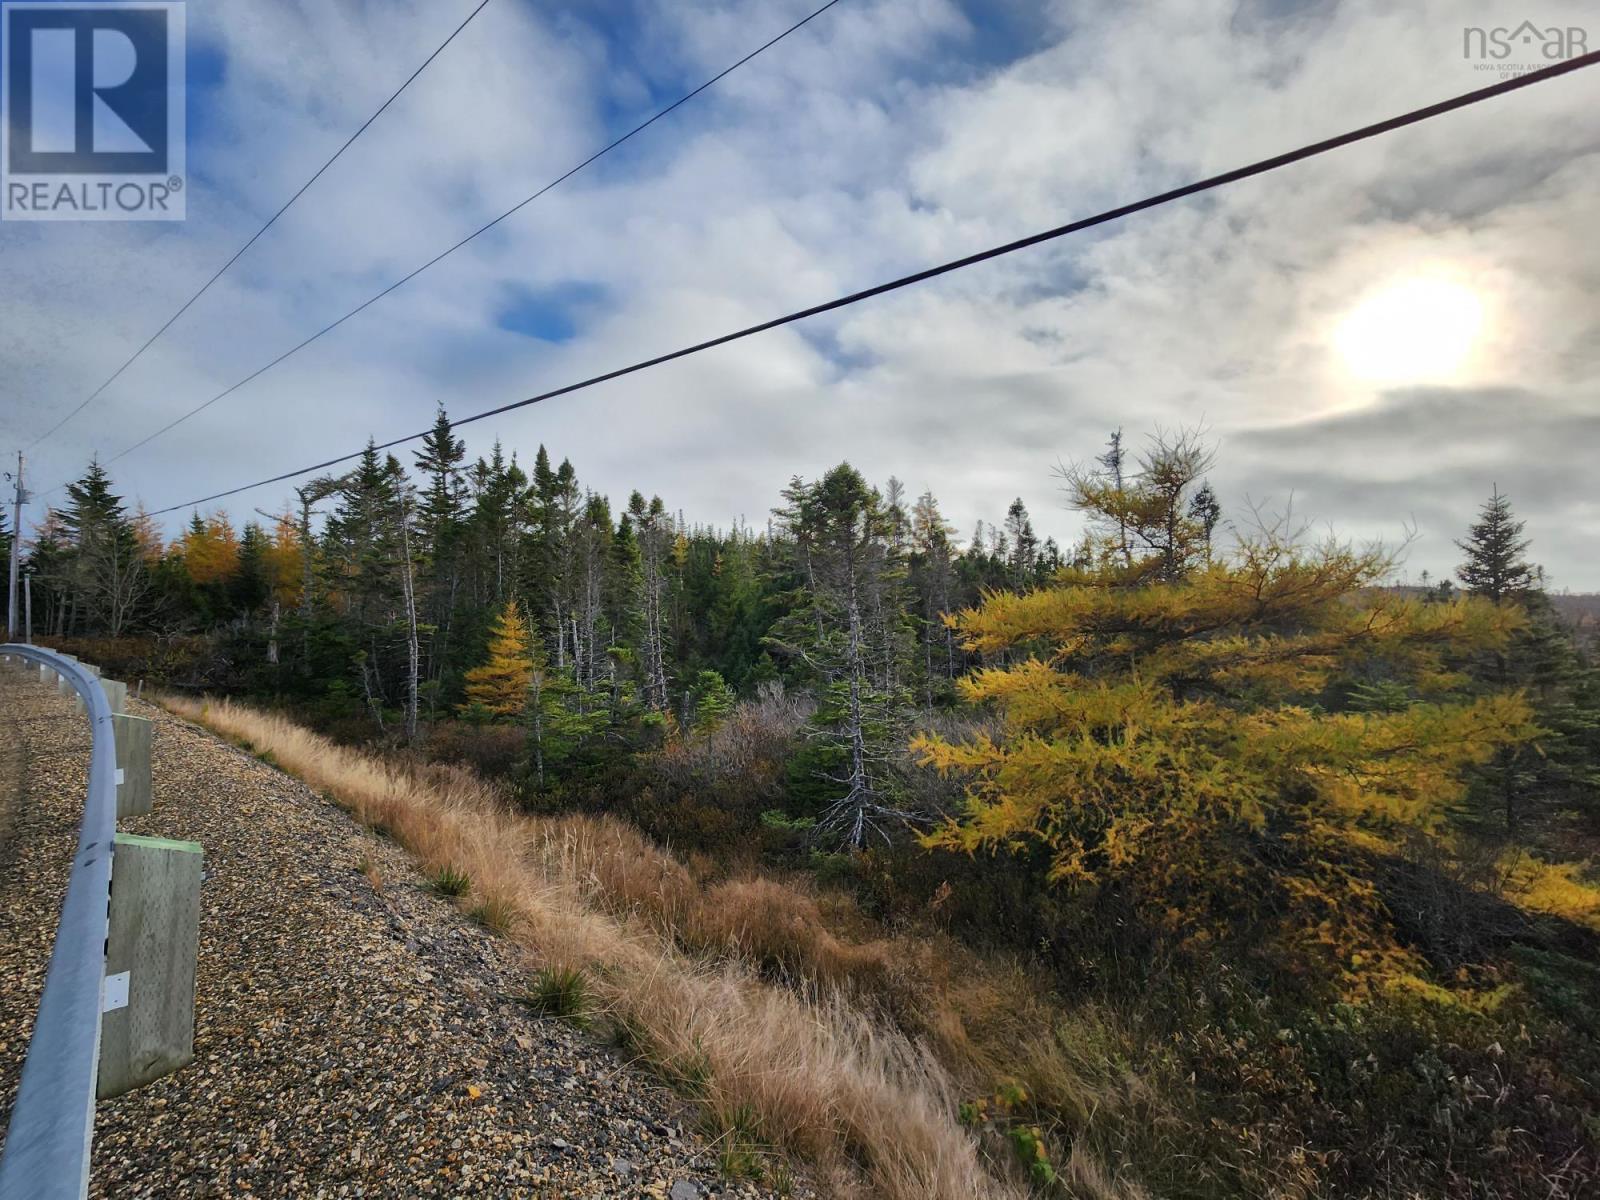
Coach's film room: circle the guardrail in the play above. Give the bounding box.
[0,645,198,1200]
[0,645,117,1200]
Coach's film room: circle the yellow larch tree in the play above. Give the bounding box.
[182,511,241,585]
[263,514,304,609]
[130,506,164,563]
[459,599,534,720]
[915,526,1537,989]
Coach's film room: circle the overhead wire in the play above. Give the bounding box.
[94,0,847,469]
[141,48,1599,517]
[25,0,498,452]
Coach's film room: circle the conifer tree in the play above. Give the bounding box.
[629,491,672,710]
[917,515,1534,987]
[413,406,468,690]
[459,599,533,720]
[1452,490,1596,831]
[1457,486,1537,602]
[1059,428,1214,583]
[183,512,241,586]
[1003,498,1038,589]
[771,464,912,847]
[413,406,467,554]
[231,522,272,617]
[59,459,150,635]
[326,442,400,629]
[1189,482,1222,560]
[910,490,958,704]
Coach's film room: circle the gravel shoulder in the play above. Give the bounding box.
[0,667,798,1199]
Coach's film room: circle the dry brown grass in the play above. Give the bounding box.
[164,695,1022,1200]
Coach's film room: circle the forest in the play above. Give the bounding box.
[7,417,1600,1198]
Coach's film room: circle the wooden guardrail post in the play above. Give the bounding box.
[98,834,202,1099]
[73,665,102,715]
[100,678,128,715]
[113,714,153,819]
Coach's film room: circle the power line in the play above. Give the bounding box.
[24,0,497,453]
[95,0,846,471]
[127,49,1600,516]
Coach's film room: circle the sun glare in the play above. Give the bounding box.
[1333,275,1486,386]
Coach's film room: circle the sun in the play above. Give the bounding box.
[1332,275,1486,386]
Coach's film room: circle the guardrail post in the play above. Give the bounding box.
[98,834,202,1100]
[101,678,128,715]
[113,714,153,819]
[73,665,101,715]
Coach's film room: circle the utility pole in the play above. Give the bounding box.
[6,451,24,641]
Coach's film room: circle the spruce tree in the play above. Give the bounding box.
[1456,487,1537,602]
[1189,482,1222,560]
[1003,498,1038,589]
[60,460,149,635]
[770,464,911,847]
[1452,489,1598,833]
[413,406,467,551]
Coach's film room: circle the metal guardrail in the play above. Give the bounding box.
[0,644,119,1200]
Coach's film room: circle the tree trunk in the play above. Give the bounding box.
[529,674,545,788]
[266,599,280,665]
[398,503,421,743]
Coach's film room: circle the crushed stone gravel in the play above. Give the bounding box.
[0,665,809,1198]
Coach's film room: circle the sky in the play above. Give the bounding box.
[1,0,1596,588]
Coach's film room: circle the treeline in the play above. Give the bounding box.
[17,408,1075,815]
[19,419,1596,848]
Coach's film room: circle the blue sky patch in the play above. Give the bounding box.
[495,280,608,342]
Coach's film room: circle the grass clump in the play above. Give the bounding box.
[710,1103,776,1185]
[469,893,517,933]
[427,864,471,898]
[521,965,590,1024]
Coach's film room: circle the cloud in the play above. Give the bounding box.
[1,0,1595,588]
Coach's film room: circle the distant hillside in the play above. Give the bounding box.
[1549,592,1600,635]
[1379,588,1600,642]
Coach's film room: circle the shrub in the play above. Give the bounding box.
[421,721,526,778]
[629,686,813,849]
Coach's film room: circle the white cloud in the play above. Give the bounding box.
[1,0,1595,587]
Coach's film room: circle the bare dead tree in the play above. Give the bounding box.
[396,492,421,742]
